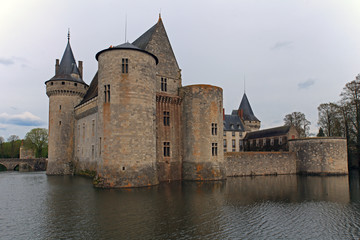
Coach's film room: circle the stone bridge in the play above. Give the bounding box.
[0,158,47,172]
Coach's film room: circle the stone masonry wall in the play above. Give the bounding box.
[46,80,87,175]
[96,48,158,188]
[74,98,98,176]
[289,137,348,175]
[225,152,297,177]
[181,85,226,180]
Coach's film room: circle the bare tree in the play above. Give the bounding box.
[284,111,311,137]
[317,103,343,137]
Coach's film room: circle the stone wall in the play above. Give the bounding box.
[225,152,297,177]
[46,80,88,175]
[156,93,182,182]
[96,48,158,188]
[181,85,226,180]
[289,137,348,175]
[74,98,98,176]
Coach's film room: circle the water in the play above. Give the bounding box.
[0,171,360,240]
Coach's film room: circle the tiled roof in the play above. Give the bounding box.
[49,40,85,83]
[239,93,259,122]
[244,126,291,140]
[79,72,98,105]
[224,114,245,132]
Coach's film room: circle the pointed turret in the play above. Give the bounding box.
[238,93,259,122]
[48,37,85,83]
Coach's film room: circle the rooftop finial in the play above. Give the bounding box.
[159,10,162,21]
[125,14,127,43]
[67,28,70,41]
[244,74,246,94]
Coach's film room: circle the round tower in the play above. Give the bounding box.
[45,38,88,175]
[94,42,159,188]
[180,85,226,180]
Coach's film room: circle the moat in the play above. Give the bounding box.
[1,171,360,239]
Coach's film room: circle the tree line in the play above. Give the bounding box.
[317,74,360,161]
[0,128,48,158]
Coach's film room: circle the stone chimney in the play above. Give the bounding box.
[78,61,83,78]
[55,59,60,75]
[238,109,243,119]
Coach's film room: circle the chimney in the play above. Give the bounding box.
[78,61,83,78]
[55,59,60,75]
[223,108,225,121]
[238,109,243,119]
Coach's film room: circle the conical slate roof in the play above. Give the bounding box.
[49,40,84,83]
[238,93,259,122]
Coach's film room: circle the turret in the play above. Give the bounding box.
[238,93,260,131]
[180,85,226,180]
[45,35,88,175]
[94,42,159,188]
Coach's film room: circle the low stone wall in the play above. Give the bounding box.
[289,137,348,175]
[225,152,297,177]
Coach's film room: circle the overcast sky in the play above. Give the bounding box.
[1,0,360,139]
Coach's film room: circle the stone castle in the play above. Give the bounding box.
[45,17,349,188]
[45,16,226,188]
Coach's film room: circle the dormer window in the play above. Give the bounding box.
[230,124,234,129]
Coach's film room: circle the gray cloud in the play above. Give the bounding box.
[271,41,293,50]
[0,58,14,65]
[0,112,44,126]
[298,79,316,90]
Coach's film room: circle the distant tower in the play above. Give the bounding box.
[45,35,88,175]
[238,93,260,131]
[94,42,159,188]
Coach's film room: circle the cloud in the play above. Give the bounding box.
[298,78,316,90]
[271,41,293,50]
[0,58,14,65]
[0,112,44,126]
[0,124,6,131]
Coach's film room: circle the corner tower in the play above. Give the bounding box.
[94,42,159,188]
[45,35,88,175]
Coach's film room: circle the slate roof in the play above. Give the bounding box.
[95,42,158,64]
[79,72,98,106]
[48,40,85,83]
[224,114,245,132]
[244,126,291,140]
[238,93,259,122]
[132,23,157,50]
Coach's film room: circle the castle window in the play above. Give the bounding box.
[99,137,102,156]
[223,131,226,136]
[104,85,110,102]
[51,82,53,86]
[232,139,236,148]
[92,120,95,136]
[163,142,170,157]
[62,82,65,85]
[223,139,227,148]
[279,137,283,145]
[230,124,234,129]
[92,145,94,159]
[163,111,170,126]
[161,77,167,92]
[74,83,77,86]
[211,123,217,135]
[212,143,218,156]
[83,123,85,138]
[232,131,235,137]
[104,85,107,103]
[270,138,274,146]
[59,105,61,110]
[122,58,128,73]
[59,121,61,125]
[122,167,125,171]
[107,85,110,102]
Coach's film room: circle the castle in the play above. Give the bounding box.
[46,17,349,188]
[45,16,226,188]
